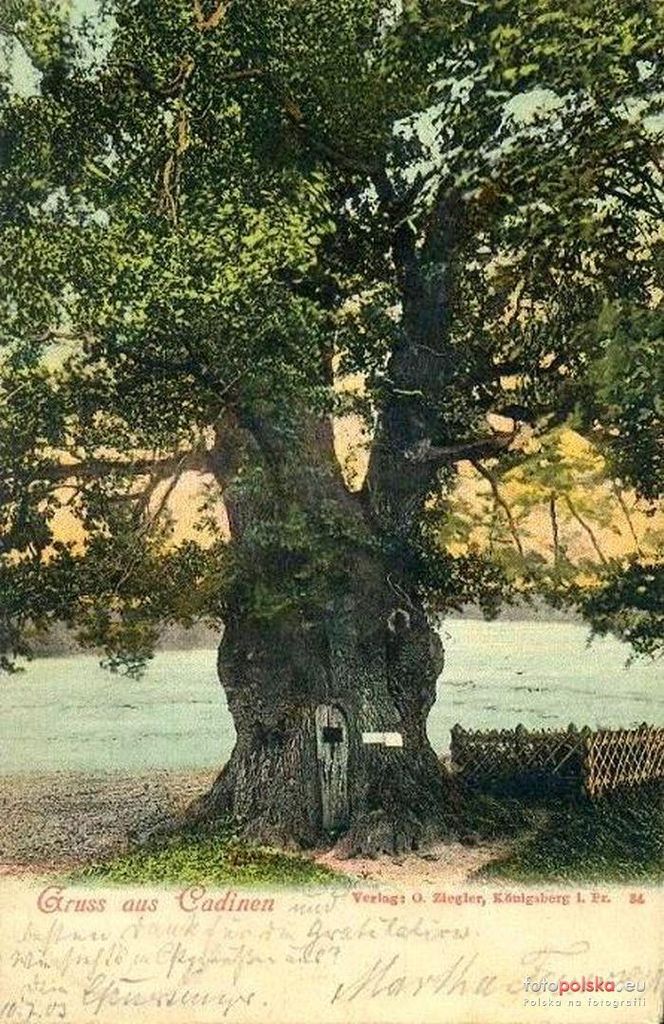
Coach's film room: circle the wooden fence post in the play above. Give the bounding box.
[581,726,593,798]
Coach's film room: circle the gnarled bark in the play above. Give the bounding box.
[190,543,455,854]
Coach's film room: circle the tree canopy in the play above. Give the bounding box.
[0,0,662,672]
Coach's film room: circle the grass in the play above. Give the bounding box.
[477,782,664,883]
[74,820,342,887]
[452,786,545,841]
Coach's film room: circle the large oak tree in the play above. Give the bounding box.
[0,0,662,852]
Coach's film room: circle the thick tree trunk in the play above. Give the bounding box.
[190,300,463,851]
[191,554,455,855]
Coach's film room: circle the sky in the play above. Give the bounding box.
[1,0,111,93]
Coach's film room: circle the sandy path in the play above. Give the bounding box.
[314,841,509,886]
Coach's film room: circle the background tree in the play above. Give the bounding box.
[0,0,662,852]
[434,429,662,647]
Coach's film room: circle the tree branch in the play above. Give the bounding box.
[605,185,663,221]
[123,60,262,98]
[549,493,561,563]
[612,482,643,557]
[472,460,525,556]
[38,450,210,484]
[402,429,517,465]
[563,495,608,565]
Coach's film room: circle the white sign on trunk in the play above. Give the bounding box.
[361,731,403,747]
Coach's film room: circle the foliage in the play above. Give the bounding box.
[482,783,664,882]
[74,820,341,886]
[580,562,664,659]
[586,305,664,501]
[0,0,662,670]
[451,784,541,842]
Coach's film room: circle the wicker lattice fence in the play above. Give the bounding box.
[584,725,664,798]
[450,722,664,798]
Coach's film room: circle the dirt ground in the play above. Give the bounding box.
[314,842,507,885]
[0,769,506,882]
[0,768,217,873]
